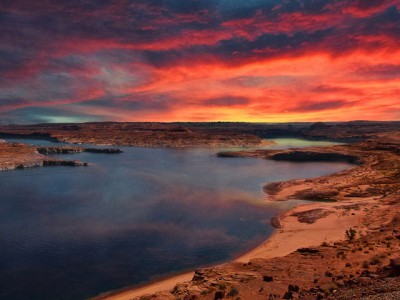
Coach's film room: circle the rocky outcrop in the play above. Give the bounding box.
[270,151,360,164]
[37,146,123,154]
[218,148,362,164]
[84,148,123,154]
[263,182,284,195]
[0,142,88,171]
[37,146,84,154]
[294,189,340,201]
[270,217,282,228]
[43,160,88,167]
[389,258,400,277]
[291,209,334,224]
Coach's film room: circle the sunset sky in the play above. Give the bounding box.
[1,0,399,123]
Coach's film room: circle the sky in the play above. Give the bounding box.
[0,0,399,124]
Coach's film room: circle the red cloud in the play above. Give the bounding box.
[1,0,399,122]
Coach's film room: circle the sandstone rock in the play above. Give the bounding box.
[271,151,359,164]
[389,257,400,276]
[358,277,372,284]
[263,275,273,282]
[85,148,123,153]
[297,248,320,254]
[263,182,284,195]
[288,284,300,293]
[214,291,224,300]
[43,160,88,167]
[335,279,345,287]
[319,282,337,294]
[271,217,282,228]
[184,295,199,300]
[283,291,292,299]
[291,209,333,224]
[37,146,84,154]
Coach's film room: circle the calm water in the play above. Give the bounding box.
[0,138,349,300]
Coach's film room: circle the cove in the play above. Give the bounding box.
[0,138,348,300]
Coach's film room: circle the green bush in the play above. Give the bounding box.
[345,228,357,240]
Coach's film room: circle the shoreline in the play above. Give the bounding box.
[94,195,369,300]
[94,133,400,299]
[2,128,398,299]
[92,272,195,300]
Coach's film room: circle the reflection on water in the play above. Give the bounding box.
[0,139,350,300]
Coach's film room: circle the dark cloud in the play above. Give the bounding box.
[292,100,352,112]
[79,94,173,111]
[355,64,400,80]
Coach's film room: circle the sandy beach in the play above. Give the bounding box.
[94,132,400,299]
[94,196,371,300]
[94,272,195,300]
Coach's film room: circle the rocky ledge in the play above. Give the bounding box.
[37,146,84,154]
[85,148,123,153]
[42,160,88,167]
[0,142,88,171]
[218,148,361,164]
[37,146,123,154]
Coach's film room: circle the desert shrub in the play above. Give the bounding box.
[337,250,344,257]
[218,283,227,291]
[362,261,369,268]
[171,285,179,295]
[227,287,239,297]
[370,256,382,265]
[345,228,357,241]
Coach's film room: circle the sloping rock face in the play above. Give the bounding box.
[0,142,45,170]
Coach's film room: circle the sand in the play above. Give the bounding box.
[95,196,370,300]
[95,272,194,300]
[236,199,368,262]
[75,131,400,299]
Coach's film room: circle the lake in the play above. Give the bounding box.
[0,138,348,300]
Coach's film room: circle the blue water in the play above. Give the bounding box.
[0,138,350,300]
